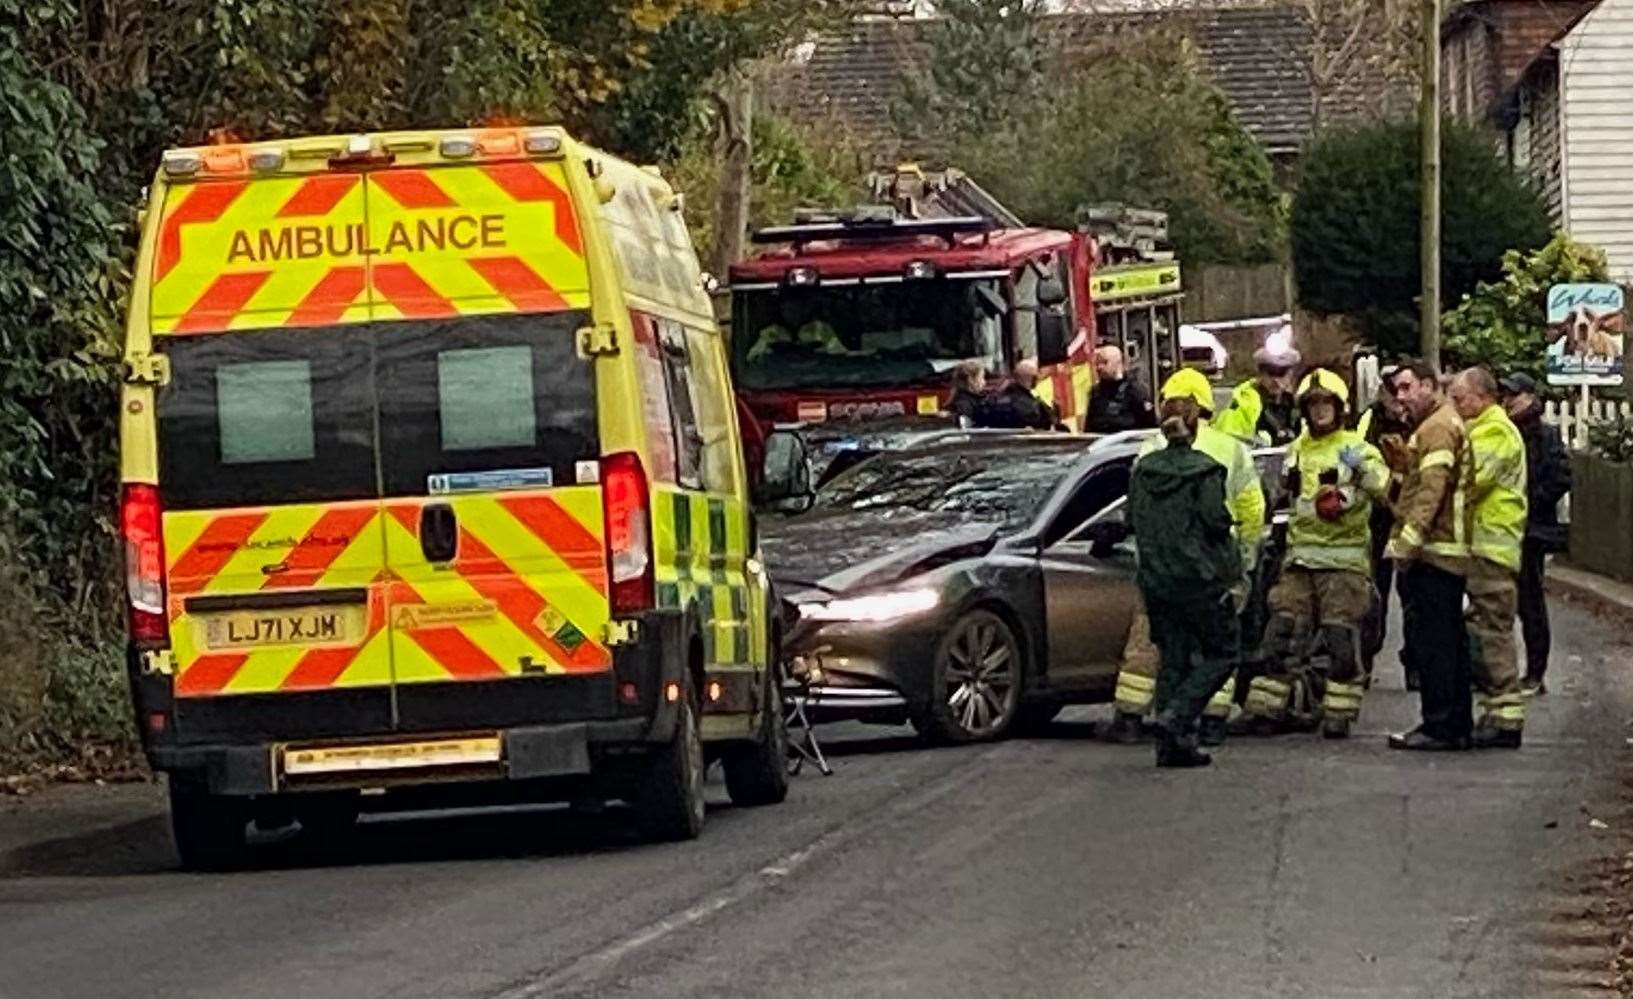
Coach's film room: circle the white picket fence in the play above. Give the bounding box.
[1543,397,1633,450]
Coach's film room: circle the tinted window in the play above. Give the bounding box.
[814,444,1085,532]
[377,313,596,497]
[159,326,376,509]
[157,311,596,509]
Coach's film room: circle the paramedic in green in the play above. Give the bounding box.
[1127,391,1244,768]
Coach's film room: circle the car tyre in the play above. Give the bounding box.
[911,609,1023,744]
[723,661,791,807]
[169,778,247,872]
[634,675,707,842]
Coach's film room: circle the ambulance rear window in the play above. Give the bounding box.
[158,327,377,510]
[156,310,596,510]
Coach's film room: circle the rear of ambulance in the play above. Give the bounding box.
[121,130,667,821]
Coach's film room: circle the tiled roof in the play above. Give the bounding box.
[768,5,1392,155]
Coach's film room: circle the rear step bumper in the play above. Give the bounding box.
[150,717,651,796]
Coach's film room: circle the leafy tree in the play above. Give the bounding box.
[900,21,1286,265]
[668,111,870,260]
[1290,119,1552,355]
[1442,232,1611,384]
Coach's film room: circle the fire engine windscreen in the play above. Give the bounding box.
[732,278,1005,391]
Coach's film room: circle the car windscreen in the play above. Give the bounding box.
[811,443,1085,532]
[732,277,1004,391]
[156,310,596,510]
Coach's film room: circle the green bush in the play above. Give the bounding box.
[1291,119,1552,355]
[1587,413,1633,464]
[1443,232,1611,383]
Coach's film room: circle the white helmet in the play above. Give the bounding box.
[1254,328,1301,371]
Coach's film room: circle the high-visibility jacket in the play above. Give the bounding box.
[1141,422,1266,566]
[1466,403,1528,572]
[1213,380,1299,446]
[1284,428,1390,574]
[1387,401,1475,575]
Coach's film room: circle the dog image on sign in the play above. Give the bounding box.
[1547,283,1626,386]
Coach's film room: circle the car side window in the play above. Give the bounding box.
[1059,496,1129,546]
[1043,461,1131,547]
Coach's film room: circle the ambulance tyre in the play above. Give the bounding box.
[634,674,706,842]
[169,778,247,872]
[722,660,790,808]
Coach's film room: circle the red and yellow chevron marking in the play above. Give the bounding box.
[149,161,589,334]
[162,490,612,696]
[164,501,391,696]
[383,488,611,685]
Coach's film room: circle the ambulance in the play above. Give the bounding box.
[119,128,785,868]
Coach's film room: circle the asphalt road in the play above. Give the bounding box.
[3,598,1631,999]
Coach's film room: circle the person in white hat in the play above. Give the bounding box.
[1215,333,1302,446]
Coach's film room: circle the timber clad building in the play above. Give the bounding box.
[1443,0,1633,281]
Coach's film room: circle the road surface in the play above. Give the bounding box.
[3,598,1629,999]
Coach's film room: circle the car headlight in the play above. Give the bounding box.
[800,588,940,624]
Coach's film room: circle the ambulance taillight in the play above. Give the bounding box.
[121,484,168,646]
[601,452,654,614]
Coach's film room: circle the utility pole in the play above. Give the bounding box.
[1420,0,1442,367]
[711,67,753,279]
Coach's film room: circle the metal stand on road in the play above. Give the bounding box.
[783,668,833,777]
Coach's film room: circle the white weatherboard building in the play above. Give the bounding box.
[1557,0,1633,283]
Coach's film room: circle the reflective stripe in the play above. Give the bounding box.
[1419,449,1454,471]
[1322,680,1365,719]
[1115,670,1156,714]
[1244,676,1290,718]
[1400,524,1425,548]
[1477,692,1526,730]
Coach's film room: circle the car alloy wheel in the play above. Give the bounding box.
[940,611,1020,740]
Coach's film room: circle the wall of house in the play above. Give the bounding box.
[1560,0,1633,282]
[1529,65,1566,222]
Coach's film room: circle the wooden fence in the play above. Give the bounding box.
[1543,397,1633,450]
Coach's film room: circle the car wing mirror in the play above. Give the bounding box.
[756,429,814,511]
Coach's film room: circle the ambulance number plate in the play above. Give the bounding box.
[200,605,362,651]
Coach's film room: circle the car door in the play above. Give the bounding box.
[1036,466,1141,691]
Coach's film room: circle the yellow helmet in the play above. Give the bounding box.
[1296,368,1350,406]
[1159,368,1215,413]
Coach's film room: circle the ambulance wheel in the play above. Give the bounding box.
[911,609,1022,744]
[723,662,791,808]
[169,778,247,872]
[634,675,706,842]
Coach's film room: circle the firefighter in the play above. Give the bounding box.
[1214,338,1302,446]
[1449,368,1529,748]
[1242,369,1389,738]
[1109,367,1265,745]
[1127,396,1244,768]
[1385,361,1477,752]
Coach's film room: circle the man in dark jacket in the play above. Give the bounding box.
[1085,345,1156,433]
[1356,369,1415,683]
[1501,373,1572,694]
[981,358,1058,430]
[1128,396,1243,768]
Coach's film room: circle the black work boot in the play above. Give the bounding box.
[1198,715,1228,747]
[1521,674,1547,697]
[1472,727,1523,750]
[1154,717,1212,768]
[1322,715,1353,740]
[1106,711,1146,744]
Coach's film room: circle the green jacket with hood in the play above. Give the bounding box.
[1129,437,1243,601]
